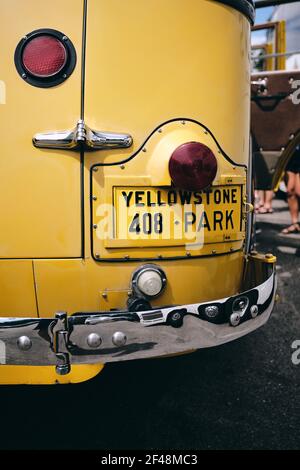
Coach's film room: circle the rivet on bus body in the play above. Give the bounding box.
[232,166,236,170]
[142,148,147,152]
[92,195,97,201]
[62,35,68,41]
[212,250,216,254]
[186,252,191,257]
[63,74,67,79]
[95,253,100,259]
[158,129,162,133]
[93,224,97,229]
[120,164,125,169]
[87,333,102,349]
[230,247,234,252]
[93,167,98,172]
[17,336,32,351]
[181,121,186,125]
[22,73,27,79]
[124,255,130,260]
[204,130,208,134]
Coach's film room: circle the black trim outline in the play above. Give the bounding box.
[214,0,255,25]
[81,0,88,120]
[80,0,88,259]
[31,260,40,318]
[90,118,246,263]
[14,28,77,88]
[90,117,246,170]
[80,150,85,259]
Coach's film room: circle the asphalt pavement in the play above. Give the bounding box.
[0,198,299,450]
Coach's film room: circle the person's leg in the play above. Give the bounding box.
[257,190,273,213]
[294,173,300,222]
[295,173,300,198]
[281,172,300,233]
[255,190,265,212]
[254,190,261,210]
[264,190,273,212]
[287,172,298,224]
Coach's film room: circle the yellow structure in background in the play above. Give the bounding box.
[252,20,286,71]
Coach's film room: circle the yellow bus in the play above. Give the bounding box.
[0,0,276,384]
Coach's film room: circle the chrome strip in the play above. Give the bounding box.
[0,268,276,372]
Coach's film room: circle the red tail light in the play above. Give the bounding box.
[22,36,67,78]
[15,29,77,88]
[169,142,217,191]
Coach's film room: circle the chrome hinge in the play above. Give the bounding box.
[33,120,133,151]
[51,311,71,375]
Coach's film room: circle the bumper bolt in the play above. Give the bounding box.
[56,363,70,376]
[250,305,259,318]
[230,312,240,327]
[112,331,127,347]
[17,336,32,351]
[87,333,102,349]
[204,305,219,319]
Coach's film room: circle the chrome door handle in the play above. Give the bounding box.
[85,126,132,150]
[33,120,133,151]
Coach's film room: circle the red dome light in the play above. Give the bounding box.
[22,35,67,78]
[169,142,217,191]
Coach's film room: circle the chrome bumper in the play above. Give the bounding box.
[0,255,276,374]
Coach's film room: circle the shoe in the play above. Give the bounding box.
[257,207,273,214]
[281,223,300,235]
